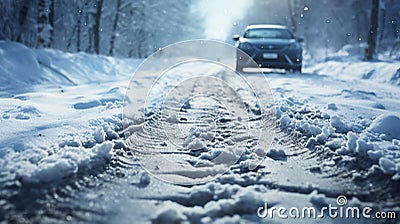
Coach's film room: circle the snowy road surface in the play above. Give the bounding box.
[0,42,399,223]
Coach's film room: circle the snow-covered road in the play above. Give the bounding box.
[0,42,399,223]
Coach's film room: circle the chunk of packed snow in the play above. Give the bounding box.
[213,148,239,164]
[199,131,215,141]
[346,132,358,152]
[330,115,350,133]
[379,157,396,175]
[152,203,187,224]
[31,158,78,183]
[279,114,291,129]
[326,138,342,150]
[309,190,328,207]
[367,150,383,161]
[22,141,114,184]
[298,121,322,136]
[93,128,106,143]
[355,139,374,155]
[187,138,206,150]
[327,103,338,110]
[139,172,150,187]
[367,114,400,140]
[306,137,317,149]
[91,141,114,159]
[266,148,286,160]
[316,127,331,143]
[166,114,180,123]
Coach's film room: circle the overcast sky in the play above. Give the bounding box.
[193,0,253,40]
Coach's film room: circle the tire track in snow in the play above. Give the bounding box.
[2,70,399,223]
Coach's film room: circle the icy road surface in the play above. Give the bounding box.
[0,42,399,223]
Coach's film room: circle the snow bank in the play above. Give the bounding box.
[306,56,400,87]
[0,41,138,187]
[0,41,44,95]
[330,115,350,133]
[317,60,399,85]
[0,41,142,97]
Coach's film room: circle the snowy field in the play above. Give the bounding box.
[0,41,399,223]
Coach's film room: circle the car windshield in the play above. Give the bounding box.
[244,28,293,39]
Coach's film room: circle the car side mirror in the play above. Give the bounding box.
[233,35,240,41]
[296,37,304,43]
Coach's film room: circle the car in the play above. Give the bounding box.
[233,24,303,73]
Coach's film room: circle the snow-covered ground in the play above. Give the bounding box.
[0,41,399,223]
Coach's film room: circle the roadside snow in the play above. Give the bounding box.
[306,44,400,87]
[1,41,399,223]
[269,53,400,180]
[0,41,141,186]
[21,141,114,184]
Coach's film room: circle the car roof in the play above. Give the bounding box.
[245,24,289,30]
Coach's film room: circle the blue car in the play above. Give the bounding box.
[233,24,303,73]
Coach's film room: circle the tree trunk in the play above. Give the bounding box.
[37,0,54,48]
[366,0,379,60]
[377,0,386,53]
[287,0,296,33]
[108,0,121,56]
[93,0,103,54]
[76,17,81,52]
[352,0,362,42]
[16,0,29,42]
[84,0,91,52]
[87,28,93,53]
[49,0,54,47]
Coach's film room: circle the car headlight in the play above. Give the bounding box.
[288,42,301,50]
[238,42,253,51]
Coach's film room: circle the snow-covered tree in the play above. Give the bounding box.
[231,0,399,59]
[0,0,39,48]
[0,0,203,58]
[37,0,54,48]
[108,0,202,58]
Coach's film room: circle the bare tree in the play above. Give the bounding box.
[49,0,54,44]
[84,0,94,53]
[366,0,380,60]
[389,9,400,57]
[377,0,386,52]
[16,0,30,42]
[1,0,203,57]
[287,0,297,33]
[93,0,103,54]
[108,0,121,56]
[66,4,83,52]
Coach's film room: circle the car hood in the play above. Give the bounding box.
[239,38,296,45]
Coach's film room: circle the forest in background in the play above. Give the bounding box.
[231,0,400,60]
[0,0,399,60]
[0,0,202,58]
